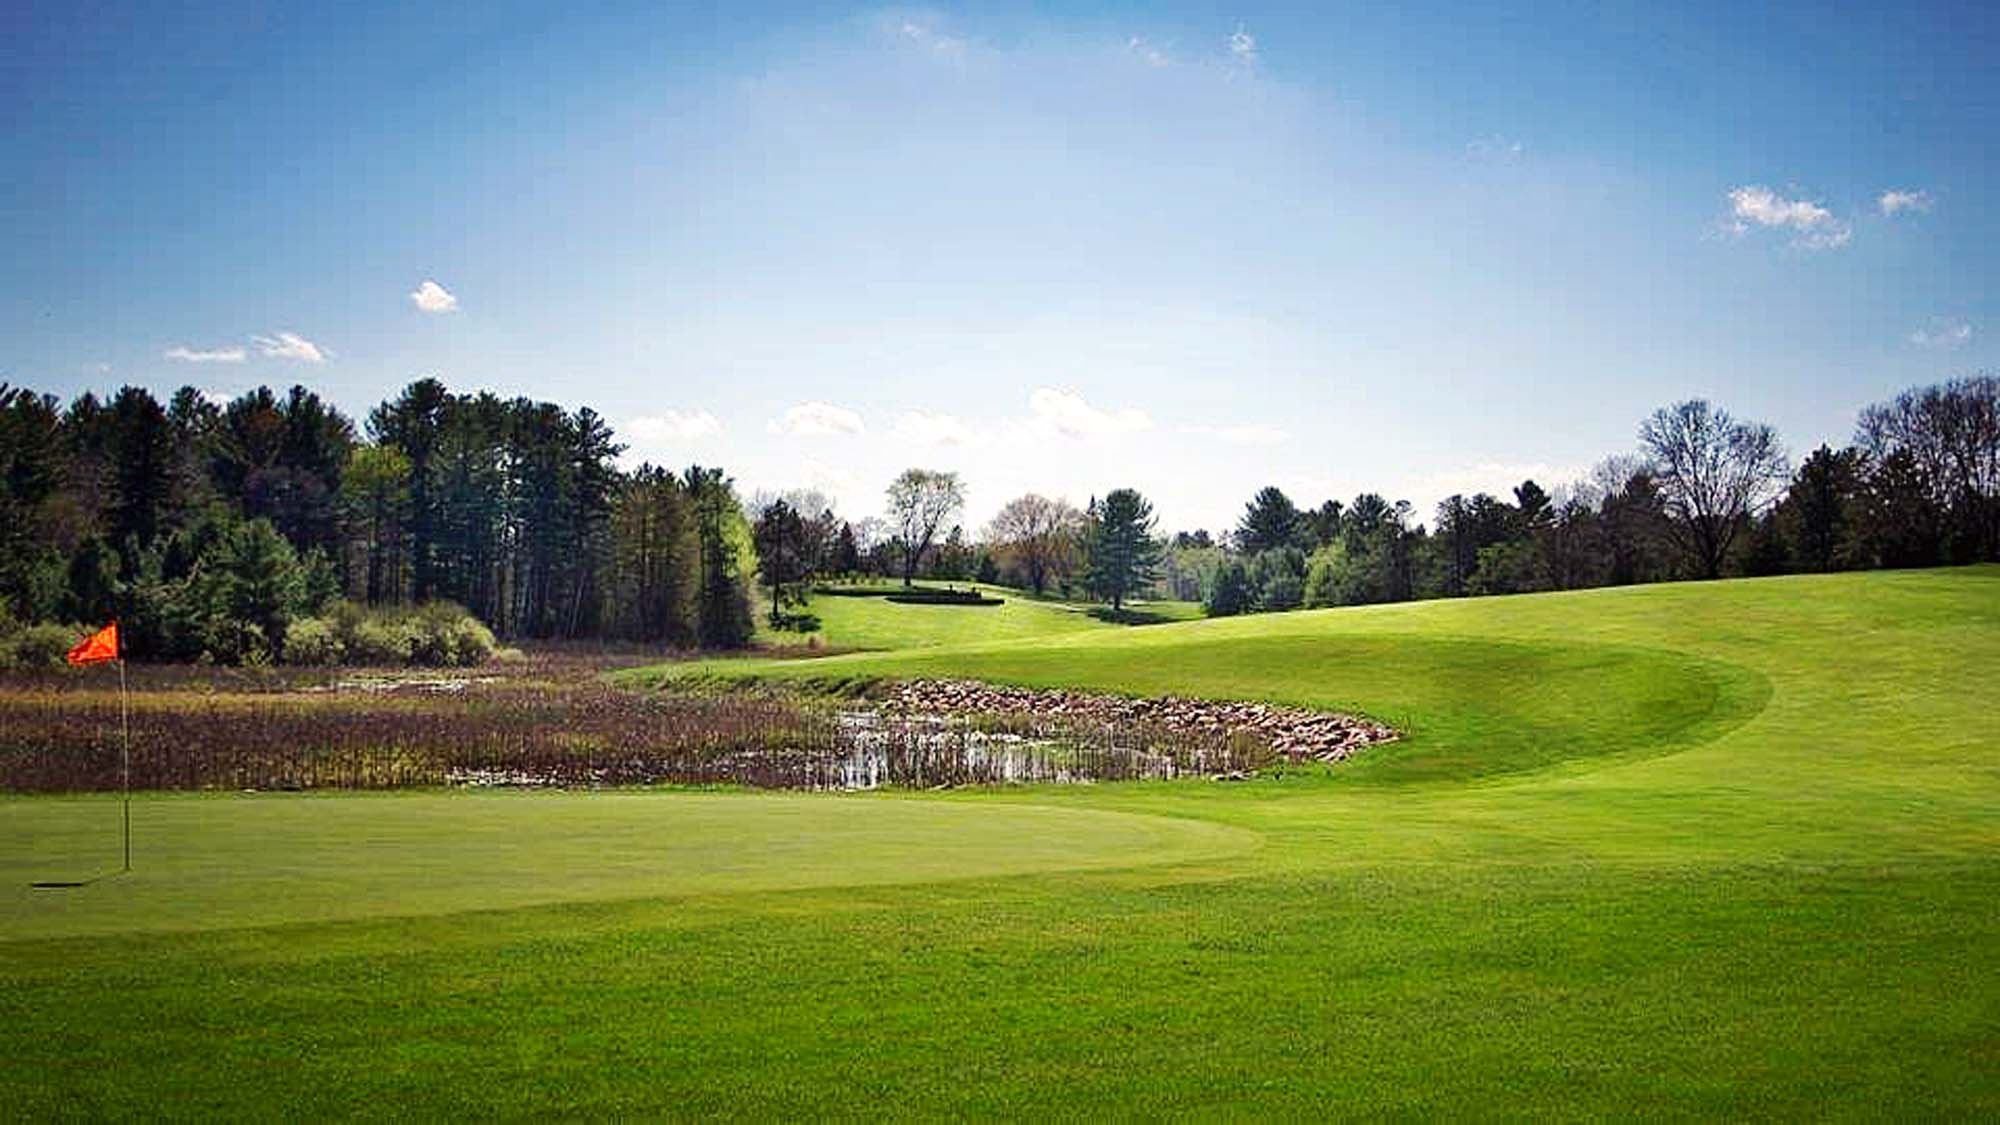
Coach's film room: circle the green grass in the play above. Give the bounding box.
[5,567,1998,1116]
[770,581,1200,649]
[0,793,1254,940]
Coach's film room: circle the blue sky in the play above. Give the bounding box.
[4,2,1993,531]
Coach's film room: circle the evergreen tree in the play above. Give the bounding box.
[1781,445,1866,571]
[752,499,811,624]
[1205,557,1254,616]
[368,378,450,600]
[1236,486,1307,554]
[1084,488,1163,612]
[341,445,411,604]
[833,521,861,577]
[686,466,755,648]
[105,386,182,554]
[0,385,66,617]
[1855,449,1943,568]
[1248,546,1306,610]
[606,465,699,645]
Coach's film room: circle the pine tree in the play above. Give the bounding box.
[1084,488,1163,612]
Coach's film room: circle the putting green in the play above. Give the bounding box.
[0,791,1258,940]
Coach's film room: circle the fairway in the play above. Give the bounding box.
[776,584,1198,649]
[4,568,1998,1116]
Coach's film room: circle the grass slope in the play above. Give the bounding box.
[4,568,1998,1116]
[771,582,1201,649]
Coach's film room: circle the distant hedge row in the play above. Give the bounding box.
[884,591,1003,606]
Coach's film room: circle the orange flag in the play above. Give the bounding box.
[66,622,120,666]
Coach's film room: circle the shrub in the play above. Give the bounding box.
[3,623,90,669]
[1303,552,1340,608]
[200,619,270,666]
[439,615,497,667]
[299,600,494,667]
[883,590,1002,606]
[1204,561,1254,617]
[343,617,416,666]
[281,616,344,665]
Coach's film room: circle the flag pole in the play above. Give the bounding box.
[119,651,130,873]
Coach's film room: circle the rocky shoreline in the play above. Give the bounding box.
[875,679,1398,765]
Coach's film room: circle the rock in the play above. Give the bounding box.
[880,677,1398,771]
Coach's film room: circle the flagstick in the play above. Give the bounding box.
[119,656,130,873]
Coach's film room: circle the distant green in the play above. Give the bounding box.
[3,567,1997,1117]
[770,581,1200,649]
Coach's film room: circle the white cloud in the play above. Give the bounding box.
[769,400,865,437]
[1878,189,1933,216]
[164,344,246,364]
[253,332,329,363]
[1910,317,1973,349]
[894,18,966,60]
[410,279,459,313]
[1126,36,1171,67]
[199,388,232,407]
[1725,185,1852,249]
[1228,26,1257,66]
[627,409,723,441]
[1026,387,1152,438]
[893,409,979,446]
[1466,135,1526,160]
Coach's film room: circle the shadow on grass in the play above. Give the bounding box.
[1086,607,1179,626]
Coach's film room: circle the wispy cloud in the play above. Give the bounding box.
[891,16,966,60]
[1125,36,1171,68]
[893,409,979,446]
[1466,135,1526,160]
[1910,317,1973,349]
[1026,388,1152,439]
[164,344,246,364]
[1878,189,1933,216]
[627,409,722,441]
[410,279,459,313]
[1724,185,1851,250]
[253,332,329,363]
[1228,26,1258,67]
[769,400,865,437]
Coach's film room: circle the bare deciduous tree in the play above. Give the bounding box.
[1639,399,1789,578]
[885,468,964,586]
[984,493,1083,594]
[1856,374,2000,560]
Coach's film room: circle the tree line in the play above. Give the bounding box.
[4,373,1991,661]
[1169,379,1997,616]
[0,378,758,662]
[960,377,1997,616]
